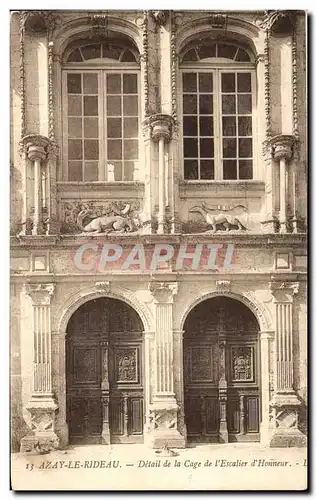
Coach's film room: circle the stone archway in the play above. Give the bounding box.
[183,296,261,443]
[66,297,145,445]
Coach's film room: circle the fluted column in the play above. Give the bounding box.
[269,279,306,447]
[20,283,59,452]
[148,282,185,448]
[268,134,295,233]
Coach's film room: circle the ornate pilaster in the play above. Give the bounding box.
[19,135,59,236]
[269,279,306,447]
[140,11,149,119]
[269,134,296,233]
[259,330,274,445]
[148,282,185,448]
[20,283,59,453]
[218,339,228,443]
[19,13,26,139]
[100,340,110,444]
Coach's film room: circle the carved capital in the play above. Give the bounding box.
[20,134,51,162]
[267,134,296,162]
[144,114,175,142]
[150,10,168,26]
[149,281,178,303]
[25,283,55,305]
[258,10,295,36]
[95,281,111,293]
[269,279,299,302]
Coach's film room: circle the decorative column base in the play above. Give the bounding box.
[147,401,186,449]
[269,392,307,448]
[20,396,59,453]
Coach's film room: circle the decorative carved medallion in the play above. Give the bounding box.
[115,348,138,383]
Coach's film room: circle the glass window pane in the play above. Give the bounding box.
[84,117,98,138]
[123,96,138,116]
[239,160,253,179]
[83,73,98,94]
[68,95,82,116]
[123,74,137,94]
[235,48,250,62]
[199,95,213,114]
[221,73,235,92]
[124,162,134,181]
[103,45,122,60]
[108,140,122,160]
[112,161,123,181]
[184,160,198,180]
[239,138,252,158]
[124,140,138,159]
[200,138,214,158]
[237,73,251,92]
[222,95,236,114]
[81,44,101,61]
[68,161,82,181]
[223,138,237,158]
[200,116,213,136]
[67,74,81,94]
[121,50,136,63]
[199,73,213,93]
[84,96,98,116]
[67,49,83,63]
[68,139,82,160]
[107,74,121,94]
[124,118,138,138]
[107,96,121,116]
[200,160,214,180]
[218,44,237,60]
[183,95,197,114]
[184,138,198,158]
[84,139,99,160]
[222,116,236,136]
[107,118,122,138]
[183,116,197,136]
[84,161,98,181]
[183,49,198,62]
[68,117,82,138]
[223,160,237,180]
[238,116,252,136]
[198,44,216,60]
[183,73,197,92]
[238,94,252,114]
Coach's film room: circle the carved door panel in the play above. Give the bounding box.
[108,340,144,443]
[226,340,260,442]
[184,333,260,443]
[67,338,103,444]
[184,340,220,442]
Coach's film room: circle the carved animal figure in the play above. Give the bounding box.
[189,204,247,232]
[77,203,137,233]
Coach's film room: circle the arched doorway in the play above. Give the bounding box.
[66,297,144,444]
[183,296,260,443]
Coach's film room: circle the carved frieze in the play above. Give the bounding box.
[60,200,141,234]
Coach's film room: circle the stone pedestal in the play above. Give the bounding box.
[269,280,307,447]
[20,283,59,452]
[148,282,186,448]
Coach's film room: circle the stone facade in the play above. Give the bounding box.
[10,10,307,452]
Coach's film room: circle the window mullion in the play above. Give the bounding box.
[214,69,222,180]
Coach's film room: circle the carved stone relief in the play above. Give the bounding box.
[60,200,141,234]
[183,203,248,233]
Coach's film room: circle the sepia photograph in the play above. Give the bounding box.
[9,7,308,491]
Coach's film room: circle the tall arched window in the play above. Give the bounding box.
[180,40,256,181]
[62,37,140,182]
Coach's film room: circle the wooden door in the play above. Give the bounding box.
[184,297,260,443]
[66,298,144,444]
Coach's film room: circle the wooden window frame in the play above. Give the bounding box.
[62,62,141,182]
[180,61,257,182]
